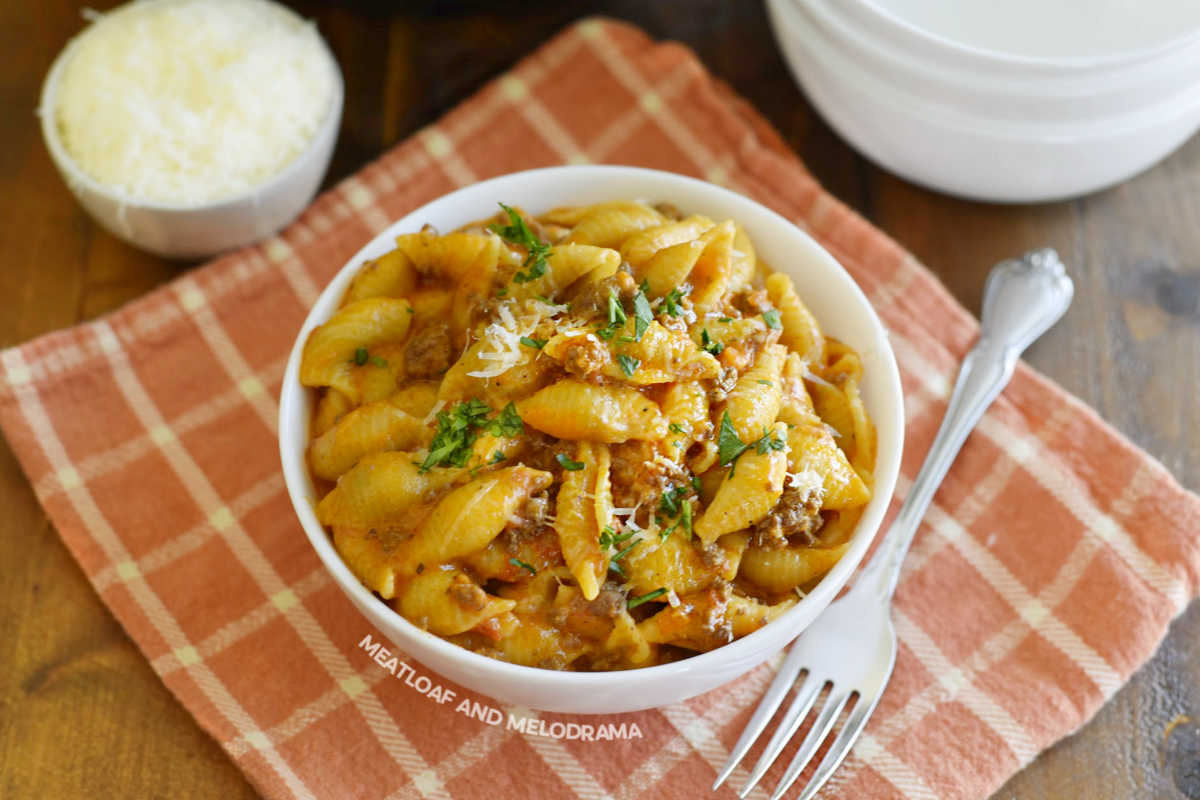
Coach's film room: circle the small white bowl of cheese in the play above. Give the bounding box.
[39,0,343,259]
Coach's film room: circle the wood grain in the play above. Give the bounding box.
[1,1,1197,798]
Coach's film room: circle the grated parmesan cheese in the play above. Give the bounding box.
[52,0,336,206]
[467,299,565,379]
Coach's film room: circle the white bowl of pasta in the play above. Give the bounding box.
[279,165,903,714]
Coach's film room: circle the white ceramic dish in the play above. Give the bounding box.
[768,0,1200,202]
[38,4,343,260]
[279,166,904,714]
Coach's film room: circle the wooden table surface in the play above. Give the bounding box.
[2,2,1198,798]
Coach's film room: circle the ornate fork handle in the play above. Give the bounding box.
[858,248,1074,600]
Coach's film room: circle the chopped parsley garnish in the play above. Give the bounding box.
[762,309,782,330]
[628,588,668,609]
[611,539,640,563]
[668,422,687,435]
[608,290,627,326]
[701,328,724,355]
[639,278,651,295]
[658,485,686,516]
[691,476,702,492]
[632,289,653,342]
[616,354,640,378]
[520,336,546,349]
[491,203,552,284]
[509,557,537,576]
[663,287,687,317]
[656,482,695,542]
[489,450,507,465]
[490,402,524,437]
[717,411,749,466]
[495,287,508,298]
[717,412,787,475]
[757,379,772,386]
[595,290,629,341]
[420,400,524,473]
[600,525,635,551]
[371,355,389,368]
[353,347,369,366]
[718,316,733,323]
[556,453,585,471]
[755,428,787,455]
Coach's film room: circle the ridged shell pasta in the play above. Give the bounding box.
[299,199,875,671]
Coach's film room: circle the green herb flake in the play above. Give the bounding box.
[632,290,653,342]
[421,400,522,473]
[556,453,585,471]
[718,316,733,323]
[371,355,389,368]
[509,557,537,576]
[600,526,635,552]
[691,476,703,492]
[489,450,507,465]
[668,422,688,435]
[679,500,693,537]
[639,278,651,295]
[611,539,640,562]
[663,287,687,317]
[488,402,524,438]
[607,290,627,327]
[762,309,782,330]
[756,379,772,386]
[628,587,668,609]
[754,428,787,455]
[717,411,749,466]
[513,260,547,284]
[491,203,552,284]
[701,328,724,356]
[658,485,685,516]
[353,347,369,366]
[421,399,490,472]
[520,336,547,349]
[617,354,640,378]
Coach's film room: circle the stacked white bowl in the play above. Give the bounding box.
[767,0,1200,202]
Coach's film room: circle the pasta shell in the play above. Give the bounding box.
[517,379,667,442]
[694,422,789,545]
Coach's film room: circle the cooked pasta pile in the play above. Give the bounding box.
[300,201,875,670]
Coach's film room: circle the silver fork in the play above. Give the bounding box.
[713,249,1074,800]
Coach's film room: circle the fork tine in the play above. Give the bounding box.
[713,640,811,790]
[736,677,825,798]
[767,689,853,800]
[791,691,881,800]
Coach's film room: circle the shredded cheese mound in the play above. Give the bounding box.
[467,300,562,379]
[787,469,826,501]
[52,0,336,206]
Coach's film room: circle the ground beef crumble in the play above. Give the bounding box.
[750,483,825,548]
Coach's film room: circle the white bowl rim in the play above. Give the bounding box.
[842,0,1200,72]
[279,165,904,694]
[38,0,345,214]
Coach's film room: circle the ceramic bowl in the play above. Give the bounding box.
[768,0,1200,202]
[38,3,343,259]
[278,165,904,714]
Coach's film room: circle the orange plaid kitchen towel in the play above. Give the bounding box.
[2,18,1198,800]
